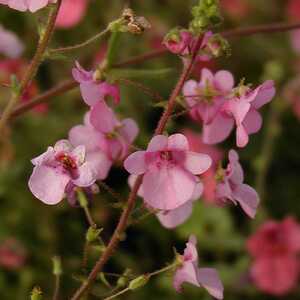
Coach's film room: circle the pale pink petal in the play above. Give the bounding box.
[214,70,234,92]
[98,82,120,104]
[84,152,112,180]
[243,109,262,134]
[184,152,212,175]
[157,200,194,229]
[73,162,96,187]
[183,80,198,107]
[202,113,234,144]
[0,25,24,58]
[236,124,249,147]
[28,166,69,205]
[201,68,214,83]
[7,0,27,11]
[28,0,49,12]
[80,81,103,106]
[147,135,168,152]
[143,166,196,210]
[54,139,73,152]
[233,184,259,218]
[197,268,224,299]
[173,262,200,292]
[167,133,189,151]
[120,118,139,143]
[251,80,276,109]
[31,147,54,166]
[90,101,119,133]
[124,151,147,175]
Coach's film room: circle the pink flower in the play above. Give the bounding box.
[0,25,23,58]
[0,238,26,270]
[183,68,276,147]
[56,0,88,29]
[174,235,223,299]
[0,0,56,12]
[128,174,203,229]
[124,133,212,210]
[72,61,120,107]
[163,30,193,55]
[247,217,300,295]
[215,150,259,218]
[70,106,138,162]
[28,140,102,205]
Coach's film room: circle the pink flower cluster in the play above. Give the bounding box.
[247,217,300,295]
[183,68,275,147]
[0,0,56,12]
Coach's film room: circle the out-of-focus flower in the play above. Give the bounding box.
[215,150,259,218]
[0,238,26,270]
[247,217,300,295]
[124,134,211,210]
[29,140,102,205]
[72,61,120,107]
[283,76,300,119]
[0,0,56,12]
[56,0,88,29]
[173,235,223,299]
[0,25,23,58]
[220,0,251,20]
[184,129,223,204]
[0,59,47,113]
[183,68,275,147]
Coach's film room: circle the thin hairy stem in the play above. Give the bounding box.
[0,0,62,134]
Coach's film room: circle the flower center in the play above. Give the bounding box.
[159,151,173,161]
[56,153,77,170]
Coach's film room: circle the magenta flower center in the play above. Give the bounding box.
[55,153,77,171]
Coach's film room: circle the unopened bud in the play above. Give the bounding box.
[31,286,42,300]
[128,275,149,290]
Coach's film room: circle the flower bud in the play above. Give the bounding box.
[86,226,103,243]
[31,287,43,300]
[128,275,150,290]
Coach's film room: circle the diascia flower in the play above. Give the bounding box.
[29,140,102,205]
[0,25,23,58]
[0,0,56,12]
[70,105,138,162]
[247,217,300,295]
[124,133,212,210]
[183,68,275,147]
[174,235,223,299]
[56,0,88,29]
[215,150,259,218]
[72,61,120,107]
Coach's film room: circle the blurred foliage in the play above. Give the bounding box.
[0,0,300,299]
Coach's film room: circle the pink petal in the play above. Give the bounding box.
[54,139,73,152]
[183,80,198,107]
[147,135,168,152]
[90,101,119,133]
[184,152,212,175]
[243,109,262,134]
[143,166,196,210]
[233,184,259,218]
[214,70,234,92]
[80,81,103,106]
[28,0,49,12]
[72,145,86,165]
[173,262,200,292]
[197,268,224,300]
[251,80,276,109]
[120,118,139,143]
[124,151,147,175]
[157,200,194,229]
[84,151,112,180]
[236,124,249,147]
[31,147,54,166]
[28,165,69,205]
[202,113,234,144]
[98,82,120,104]
[167,133,189,151]
[201,68,214,83]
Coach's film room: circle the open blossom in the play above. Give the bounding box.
[128,174,203,229]
[174,235,223,299]
[124,133,212,210]
[216,150,259,218]
[247,217,300,295]
[183,68,275,147]
[28,140,103,205]
[0,0,56,12]
[56,0,88,29]
[72,61,120,107]
[0,25,23,58]
[70,105,138,162]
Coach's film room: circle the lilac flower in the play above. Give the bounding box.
[72,61,120,107]
[28,140,100,205]
[0,0,56,12]
[0,25,24,58]
[124,134,211,210]
[216,150,259,218]
[174,235,223,299]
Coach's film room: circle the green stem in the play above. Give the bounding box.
[106,31,121,68]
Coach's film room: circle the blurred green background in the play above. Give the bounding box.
[0,0,300,299]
